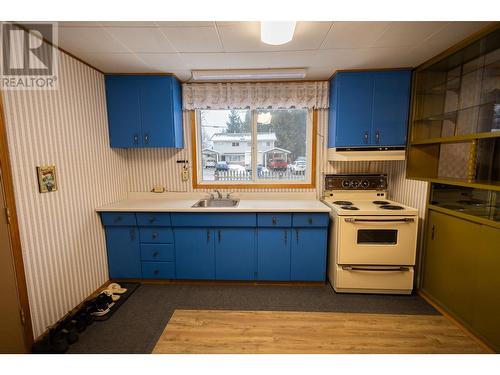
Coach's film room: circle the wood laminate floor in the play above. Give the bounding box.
[153,310,488,354]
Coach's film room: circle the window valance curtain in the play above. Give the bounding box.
[182,81,329,110]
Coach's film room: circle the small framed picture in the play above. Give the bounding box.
[36,165,58,193]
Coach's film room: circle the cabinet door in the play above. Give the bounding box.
[174,228,215,279]
[105,227,141,278]
[257,229,291,281]
[335,72,373,147]
[472,224,500,351]
[422,210,477,325]
[215,228,255,280]
[139,76,175,147]
[372,70,411,146]
[105,76,142,148]
[291,228,327,281]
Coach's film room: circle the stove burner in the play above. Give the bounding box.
[380,205,404,210]
[373,200,390,205]
[333,200,353,206]
[341,206,359,210]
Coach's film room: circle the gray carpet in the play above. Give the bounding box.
[67,283,438,354]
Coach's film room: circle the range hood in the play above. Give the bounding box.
[327,147,406,161]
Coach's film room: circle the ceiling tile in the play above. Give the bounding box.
[155,21,215,27]
[99,21,158,27]
[180,51,316,70]
[136,53,189,70]
[321,22,390,49]
[105,27,176,53]
[312,47,415,72]
[57,21,101,27]
[77,53,150,72]
[371,22,449,48]
[217,21,332,52]
[159,26,223,52]
[410,21,491,65]
[58,27,129,53]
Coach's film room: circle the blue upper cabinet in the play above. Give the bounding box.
[105,75,183,148]
[328,70,411,148]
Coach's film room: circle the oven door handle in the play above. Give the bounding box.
[344,218,414,223]
[342,266,410,272]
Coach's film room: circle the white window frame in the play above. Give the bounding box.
[194,109,314,187]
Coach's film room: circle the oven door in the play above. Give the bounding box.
[337,215,417,265]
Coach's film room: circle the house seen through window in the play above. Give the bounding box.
[197,108,311,185]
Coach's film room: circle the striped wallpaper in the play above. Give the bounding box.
[2,36,428,338]
[2,46,128,337]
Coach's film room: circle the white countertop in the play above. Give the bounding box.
[96,192,331,213]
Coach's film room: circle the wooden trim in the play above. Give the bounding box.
[328,67,414,81]
[428,204,500,229]
[415,22,500,72]
[191,109,318,190]
[418,289,496,353]
[0,92,34,352]
[112,278,325,287]
[410,131,500,145]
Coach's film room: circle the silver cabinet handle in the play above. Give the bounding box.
[284,230,287,245]
[144,133,149,145]
[295,229,299,244]
[375,130,380,144]
[342,266,410,272]
[114,216,123,223]
[129,228,135,241]
[149,217,156,224]
[363,131,369,144]
[133,134,139,145]
[431,225,435,240]
[152,232,158,239]
[345,218,414,223]
[218,230,221,244]
[272,216,277,225]
[153,251,160,257]
[207,229,210,243]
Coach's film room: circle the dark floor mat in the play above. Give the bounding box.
[93,283,140,321]
[67,283,438,354]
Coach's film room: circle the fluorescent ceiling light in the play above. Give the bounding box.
[191,68,306,81]
[261,21,296,45]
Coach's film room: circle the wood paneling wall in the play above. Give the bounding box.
[1,47,128,337]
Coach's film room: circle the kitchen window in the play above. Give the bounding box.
[193,108,315,188]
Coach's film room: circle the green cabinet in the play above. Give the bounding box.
[422,210,500,351]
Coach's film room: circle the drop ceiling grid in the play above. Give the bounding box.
[55,21,492,79]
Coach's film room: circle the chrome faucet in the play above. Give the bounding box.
[214,190,223,199]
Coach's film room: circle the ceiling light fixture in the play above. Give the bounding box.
[260,21,296,45]
[191,68,306,81]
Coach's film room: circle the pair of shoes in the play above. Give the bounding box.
[104,283,127,299]
[90,292,115,317]
[32,327,69,354]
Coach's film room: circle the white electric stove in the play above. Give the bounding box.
[322,174,418,295]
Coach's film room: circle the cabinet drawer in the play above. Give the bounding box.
[139,227,173,243]
[171,213,256,227]
[136,213,171,226]
[141,261,175,279]
[292,213,329,227]
[140,244,174,262]
[101,212,137,226]
[257,214,292,227]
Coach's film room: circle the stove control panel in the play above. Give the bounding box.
[324,174,387,191]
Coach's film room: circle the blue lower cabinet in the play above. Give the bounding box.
[140,243,174,262]
[215,228,256,280]
[291,228,327,281]
[139,227,173,243]
[257,228,291,281]
[141,261,175,279]
[105,227,141,279]
[174,228,215,279]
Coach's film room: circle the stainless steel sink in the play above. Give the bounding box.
[192,198,240,208]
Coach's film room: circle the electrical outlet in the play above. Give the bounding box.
[182,167,189,181]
